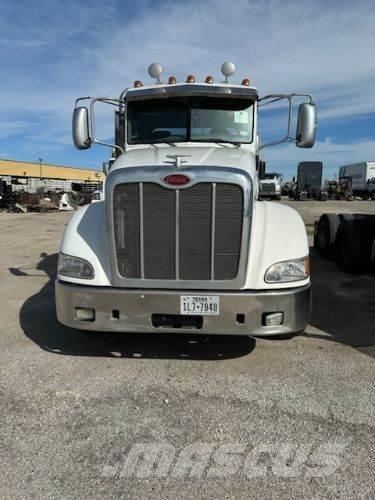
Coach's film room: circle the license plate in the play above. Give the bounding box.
[180,295,219,315]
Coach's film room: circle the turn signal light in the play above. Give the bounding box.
[168,76,177,84]
[134,80,143,87]
[205,75,214,84]
[241,78,251,86]
[186,75,195,83]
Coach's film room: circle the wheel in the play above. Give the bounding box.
[336,214,375,273]
[275,194,281,201]
[371,191,375,201]
[315,213,340,258]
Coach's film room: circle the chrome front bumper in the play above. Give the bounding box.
[55,281,311,336]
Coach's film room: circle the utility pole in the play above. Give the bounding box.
[38,158,43,182]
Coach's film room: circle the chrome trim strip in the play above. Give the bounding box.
[139,183,144,278]
[106,166,252,290]
[175,189,179,280]
[210,183,216,280]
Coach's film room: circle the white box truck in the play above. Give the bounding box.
[339,162,375,198]
[56,62,316,337]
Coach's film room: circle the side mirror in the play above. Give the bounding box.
[259,160,266,179]
[72,107,91,149]
[296,103,317,148]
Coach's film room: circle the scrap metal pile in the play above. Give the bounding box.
[0,180,101,213]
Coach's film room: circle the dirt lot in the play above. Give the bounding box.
[0,201,374,499]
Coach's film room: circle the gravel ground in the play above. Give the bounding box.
[0,201,374,499]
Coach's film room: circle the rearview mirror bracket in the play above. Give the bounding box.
[258,93,315,151]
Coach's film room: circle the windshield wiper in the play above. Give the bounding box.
[149,140,177,147]
[193,138,241,147]
[213,139,241,148]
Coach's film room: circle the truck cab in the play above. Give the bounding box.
[258,173,282,200]
[56,62,316,337]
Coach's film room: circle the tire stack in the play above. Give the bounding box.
[315,213,375,273]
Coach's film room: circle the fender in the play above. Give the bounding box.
[245,201,310,290]
[58,201,111,286]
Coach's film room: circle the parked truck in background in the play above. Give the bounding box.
[56,62,317,337]
[339,162,375,199]
[258,172,282,200]
[295,161,323,200]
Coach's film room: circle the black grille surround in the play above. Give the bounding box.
[112,181,244,282]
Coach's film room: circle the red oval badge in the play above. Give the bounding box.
[164,174,191,186]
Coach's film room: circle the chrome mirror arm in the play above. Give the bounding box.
[258,93,314,151]
[74,96,124,154]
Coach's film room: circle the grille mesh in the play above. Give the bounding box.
[113,183,140,278]
[179,183,212,280]
[214,184,244,279]
[143,183,175,279]
[113,181,244,281]
[262,183,276,192]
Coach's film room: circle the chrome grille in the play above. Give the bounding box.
[214,184,243,279]
[179,184,212,280]
[113,182,243,281]
[143,183,175,279]
[113,183,140,278]
[261,182,276,192]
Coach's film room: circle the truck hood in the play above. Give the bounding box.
[112,145,256,176]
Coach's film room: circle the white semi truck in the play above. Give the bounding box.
[258,172,282,200]
[56,62,317,337]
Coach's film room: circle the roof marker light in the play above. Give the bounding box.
[148,63,163,83]
[241,78,251,86]
[134,80,143,87]
[205,76,214,84]
[168,76,177,84]
[186,75,195,83]
[221,61,236,83]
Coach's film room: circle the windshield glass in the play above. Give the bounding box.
[264,173,278,179]
[127,97,254,145]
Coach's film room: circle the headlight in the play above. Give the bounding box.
[58,253,94,279]
[265,256,310,283]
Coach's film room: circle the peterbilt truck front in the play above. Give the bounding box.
[56,62,317,337]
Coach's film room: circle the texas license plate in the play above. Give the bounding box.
[180,295,220,315]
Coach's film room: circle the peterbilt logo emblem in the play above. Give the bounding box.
[164,174,191,186]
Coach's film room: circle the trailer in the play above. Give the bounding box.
[295,161,323,200]
[339,162,375,198]
[56,61,317,338]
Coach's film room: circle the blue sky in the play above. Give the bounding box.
[0,0,374,180]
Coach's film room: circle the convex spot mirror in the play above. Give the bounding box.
[296,103,317,148]
[72,107,91,150]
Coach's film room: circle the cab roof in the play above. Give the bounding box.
[124,82,258,102]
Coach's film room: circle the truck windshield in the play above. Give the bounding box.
[127,97,254,145]
[263,173,278,179]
